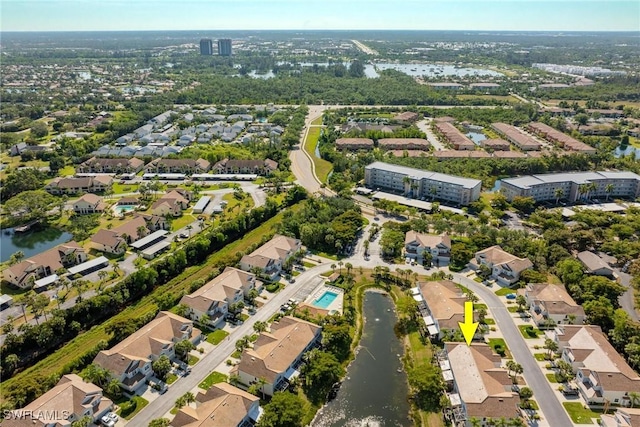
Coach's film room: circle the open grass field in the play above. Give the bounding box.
[0,205,298,402]
[303,124,333,183]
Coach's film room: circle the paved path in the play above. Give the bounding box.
[416,118,446,151]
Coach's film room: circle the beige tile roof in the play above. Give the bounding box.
[335,138,374,148]
[77,193,103,205]
[419,280,466,330]
[180,267,255,313]
[91,229,125,248]
[560,325,640,392]
[525,283,585,316]
[172,383,258,427]
[94,312,197,377]
[445,343,519,419]
[577,251,612,273]
[405,231,451,250]
[3,374,112,427]
[238,316,320,384]
[244,234,301,266]
[3,241,85,285]
[475,245,533,273]
[111,215,148,241]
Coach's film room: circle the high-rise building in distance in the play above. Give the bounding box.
[199,38,213,56]
[218,38,232,56]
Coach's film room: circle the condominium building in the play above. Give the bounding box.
[500,171,640,203]
[200,38,213,55]
[218,38,232,56]
[418,280,466,338]
[548,325,640,405]
[364,162,482,206]
[239,234,302,280]
[491,123,541,151]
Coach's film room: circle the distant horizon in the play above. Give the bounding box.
[2,1,638,32]
[1,29,639,34]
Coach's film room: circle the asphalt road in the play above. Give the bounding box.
[416,118,446,151]
[130,263,333,426]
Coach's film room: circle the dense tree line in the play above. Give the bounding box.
[278,197,364,254]
[0,192,308,398]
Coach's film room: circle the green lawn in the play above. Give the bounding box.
[483,318,495,325]
[534,353,548,361]
[166,373,178,385]
[188,355,200,366]
[303,125,332,183]
[495,287,517,296]
[507,306,520,313]
[518,325,543,339]
[206,329,229,345]
[546,373,559,383]
[302,261,315,268]
[563,402,601,424]
[171,214,196,232]
[58,165,75,177]
[116,395,149,420]
[488,338,512,358]
[111,183,139,195]
[198,371,228,390]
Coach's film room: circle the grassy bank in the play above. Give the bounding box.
[303,122,332,183]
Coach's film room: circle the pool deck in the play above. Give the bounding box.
[306,284,344,314]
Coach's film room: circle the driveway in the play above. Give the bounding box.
[416,118,446,151]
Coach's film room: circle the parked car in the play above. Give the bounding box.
[101,412,118,427]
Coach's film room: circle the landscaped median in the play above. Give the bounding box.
[302,118,333,183]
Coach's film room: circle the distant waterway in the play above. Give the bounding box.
[0,227,73,262]
[614,145,640,159]
[312,290,411,427]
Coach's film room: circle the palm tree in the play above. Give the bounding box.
[186,224,193,237]
[587,182,598,201]
[256,377,267,399]
[402,176,411,195]
[106,378,122,398]
[629,391,640,408]
[82,363,111,388]
[228,374,241,387]
[605,183,614,201]
[543,338,559,360]
[554,187,564,205]
[338,261,343,274]
[330,264,336,273]
[137,226,147,240]
[345,262,352,276]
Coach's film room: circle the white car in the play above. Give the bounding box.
[101,412,118,427]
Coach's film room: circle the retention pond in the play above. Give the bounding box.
[312,290,411,427]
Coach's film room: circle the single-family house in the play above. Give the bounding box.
[577,251,614,276]
[521,283,585,328]
[73,193,106,215]
[171,383,260,427]
[2,374,113,427]
[548,325,640,406]
[234,316,321,396]
[470,245,533,285]
[600,408,640,427]
[404,231,451,265]
[93,311,201,393]
[3,242,87,288]
[239,235,302,280]
[180,267,262,328]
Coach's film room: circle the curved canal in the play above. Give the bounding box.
[312,290,412,427]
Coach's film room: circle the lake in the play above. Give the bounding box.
[0,227,73,262]
[614,146,640,159]
[312,290,412,427]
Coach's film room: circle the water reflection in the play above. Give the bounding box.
[0,228,73,262]
[312,291,411,427]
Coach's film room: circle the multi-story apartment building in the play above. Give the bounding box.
[234,316,321,396]
[76,157,144,174]
[527,122,596,154]
[93,312,200,393]
[3,242,87,288]
[364,162,482,206]
[404,231,451,264]
[548,325,640,406]
[218,38,232,56]
[418,280,466,339]
[239,234,302,280]
[3,374,113,427]
[212,158,278,175]
[470,245,533,286]
[73,193,106,215]
[45,176,113,195]
[522,283,585,328]
[491,123,541,151]
[500,171,640,203]
[444,343,520,426]
[199,38,213,55]
[144,158,210,175]
[180,267,262,327]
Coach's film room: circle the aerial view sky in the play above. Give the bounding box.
[2,0,638,32]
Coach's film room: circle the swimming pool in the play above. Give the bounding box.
[313,291,338,309]
[114,205,136,214]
